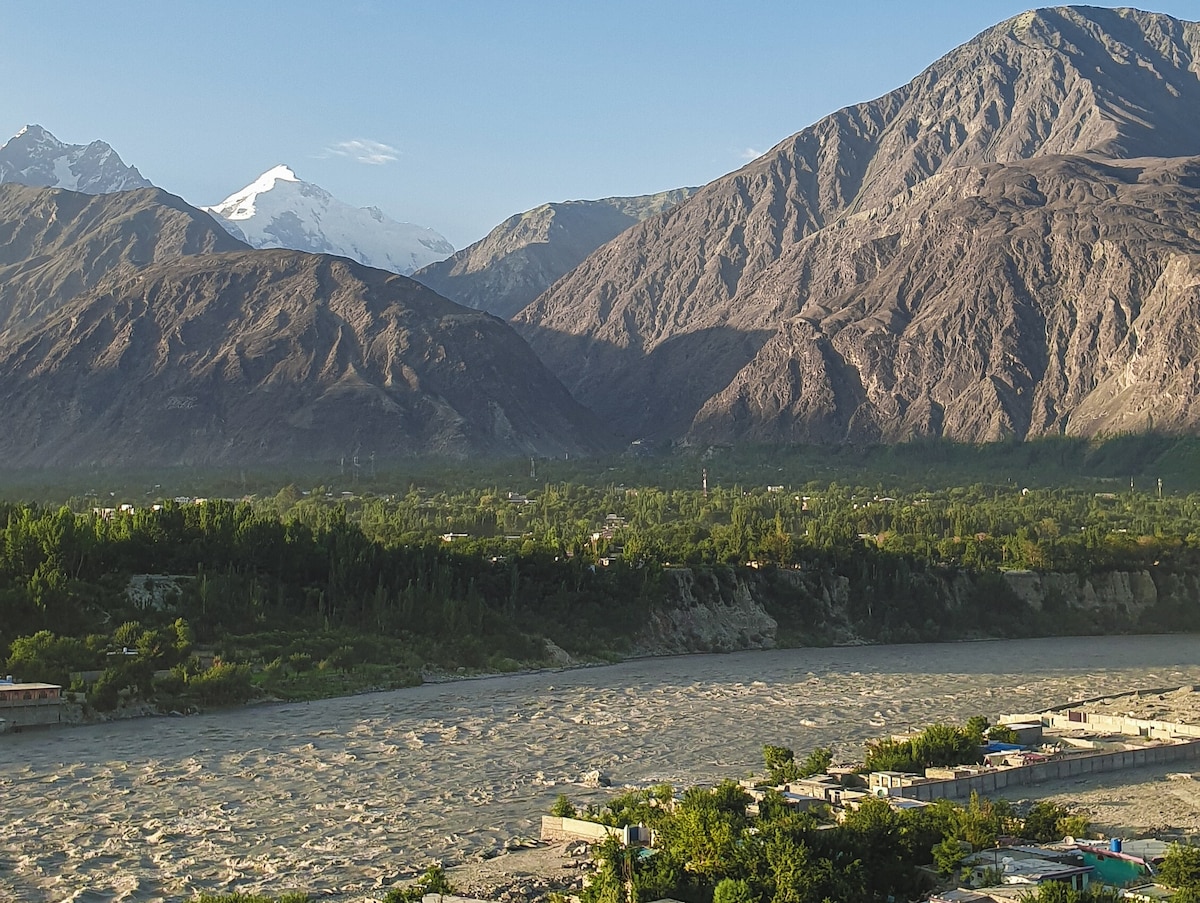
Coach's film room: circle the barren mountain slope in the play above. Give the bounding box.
[0,252,602,467]
[413,189,695,319]
[0,184,245,336]
[515,6,1200,440]
[689,155,1200,443]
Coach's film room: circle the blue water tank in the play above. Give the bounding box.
[1111,838,1122,853]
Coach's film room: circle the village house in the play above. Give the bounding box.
[0,678,64,730]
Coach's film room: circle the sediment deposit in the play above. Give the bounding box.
[3,635,1200,902]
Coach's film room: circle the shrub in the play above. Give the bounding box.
[551,793,576,817]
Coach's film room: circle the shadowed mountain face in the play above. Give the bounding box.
[515,6,1200,443]
[0,184,246,337]
[0,251,603,467]
[412,189,696,320]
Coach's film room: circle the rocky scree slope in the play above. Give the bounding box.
[0,250,603,467]
[413,189,696,320]
[515,6,1200,443]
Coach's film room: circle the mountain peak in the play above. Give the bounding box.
[208,164,304,222]
[0,125,151,194]
[204,167,454,275]
[260,163,300,184]
[12,124,63,147]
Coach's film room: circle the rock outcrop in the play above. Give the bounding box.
[636,568,779,654]
[638,562,1200,653]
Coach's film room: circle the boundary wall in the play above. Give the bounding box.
[895,739,1200,801]
[1003,709,1200,741]
[540,816,645,845]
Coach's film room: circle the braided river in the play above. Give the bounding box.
[3,635,1200,902]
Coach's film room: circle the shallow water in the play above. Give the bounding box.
[3,635,1200,902]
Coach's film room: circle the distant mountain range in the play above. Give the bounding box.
[204,165,454,276]
[0,125,151,194]
[0,185,600,466]
[6,5,1200,467]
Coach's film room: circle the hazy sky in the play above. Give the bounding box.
[4,1,1198,247]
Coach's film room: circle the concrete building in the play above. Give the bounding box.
[868,770,932,795]
[0,680,63,730]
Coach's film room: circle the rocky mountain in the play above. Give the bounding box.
[515,6,1200,443]
[0,125,152,194]
[0,183,246,336]
[204,165,454,276]
[0,250,602,468]
[413,188,696,319]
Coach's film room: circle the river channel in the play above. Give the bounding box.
[3,634,1200,902]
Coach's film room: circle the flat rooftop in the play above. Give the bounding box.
[0,683,61,691]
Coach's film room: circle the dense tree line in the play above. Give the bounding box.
[4,469,1200,695]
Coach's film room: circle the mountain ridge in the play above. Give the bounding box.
[0,124,152,195]
[413,188,697,319]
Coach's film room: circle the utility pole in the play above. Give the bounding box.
[1158,477,1163,499]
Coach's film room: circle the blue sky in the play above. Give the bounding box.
[4,1,1199,247]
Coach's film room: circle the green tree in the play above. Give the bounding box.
[551,793,576,818]
[763,744,801,783]
[797,747,832,778]
[383,864,457,903]
[713,877,756,903]
[1158,844,1200,891]
[933,836,967,877]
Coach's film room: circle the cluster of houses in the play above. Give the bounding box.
[932,838,1173,902]
[539,693,1200,901]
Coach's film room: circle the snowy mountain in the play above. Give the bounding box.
[0,124,152,194]
[204,165,454,275]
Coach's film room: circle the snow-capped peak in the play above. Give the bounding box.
[207,164,304,222]
[203,166,454,276]
[0,124,151,194]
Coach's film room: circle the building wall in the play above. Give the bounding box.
[1003,709,1200,741]
[0,702,62,728]
[540,816,641,844]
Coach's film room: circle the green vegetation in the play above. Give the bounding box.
[565,781,1091,903]
[1017,886,1121,903]
[1158,844,1200,898]
[383,865,456,903]
[551,793,577,817]
[762,744,832,784]
[5,435,1200,709]
[864,722,981,773]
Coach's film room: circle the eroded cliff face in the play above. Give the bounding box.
[636,568,779,654]
[637,565,1200,653]
[1001,569,1159,616]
